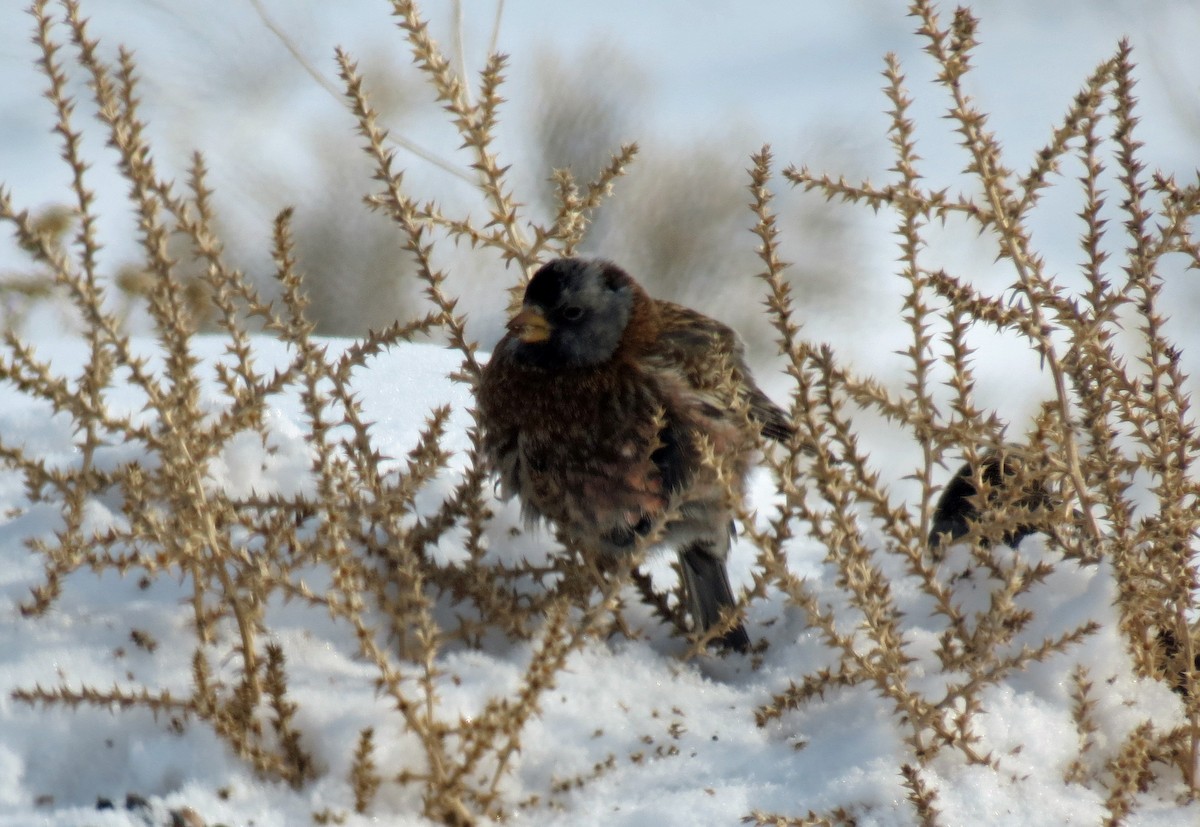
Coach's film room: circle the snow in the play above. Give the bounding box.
[0,336,1196,826]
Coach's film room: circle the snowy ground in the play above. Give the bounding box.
[1,336,1196,826]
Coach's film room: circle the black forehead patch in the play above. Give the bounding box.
[523,259,580,308]
[523,258,630,308]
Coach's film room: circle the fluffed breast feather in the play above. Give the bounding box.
[479,305,790,554]
[480,348,674,545]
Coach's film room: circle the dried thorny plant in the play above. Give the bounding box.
[0,204,73,333]
[748,2,1199,822]
[2,1,642,822]
[1,0,1199,824]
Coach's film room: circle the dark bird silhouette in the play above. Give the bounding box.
[477,258,793,652]
[928,450,1052,551]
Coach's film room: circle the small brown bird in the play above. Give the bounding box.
[477,257,793,652]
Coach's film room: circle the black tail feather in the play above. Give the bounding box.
[678,541,750,653]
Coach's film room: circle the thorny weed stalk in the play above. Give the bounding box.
[749,3,1200,823]
[0,0,1198,825]
[2,0,645,822]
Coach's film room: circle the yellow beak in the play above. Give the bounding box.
[508,306,551,343]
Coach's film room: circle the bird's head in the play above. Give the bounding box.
[506,258,637,369]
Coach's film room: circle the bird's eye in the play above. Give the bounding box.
[562,305,584,322]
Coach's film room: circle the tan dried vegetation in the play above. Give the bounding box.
[1,1,1198,825]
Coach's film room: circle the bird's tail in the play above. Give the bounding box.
[678,541,750,653]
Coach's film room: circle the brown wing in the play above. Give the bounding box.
[650,301,794,444]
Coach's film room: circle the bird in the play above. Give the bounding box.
[927,449,1052,552]
[476,257,794,653]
